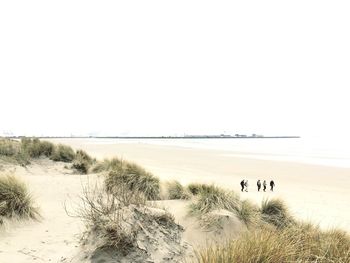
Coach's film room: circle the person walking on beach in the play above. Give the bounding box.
[257,180,261,191]
[263,180,267,192]
[270,180,275,191]
[240,180,245,192]
[244,180,248,192]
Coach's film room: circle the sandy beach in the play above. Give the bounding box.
[1,138,350,262]
[47,138,350,231]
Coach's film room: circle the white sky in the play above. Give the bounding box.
[0,1,349,137]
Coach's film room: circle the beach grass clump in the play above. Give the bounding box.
[195,226,300,263]
[73,184,139,252]
[0,174,39,222]
[187,183,212,196]
[236,199,260,226]
[1,138,72,165]
[0,139,20,157]
[0,139,30,165]
[92,158,122,173]
[72,150,94,174]
[50,144,76,162]
[286,221,350,262]
[261,198,294,228]
[75,150,93,163]
[72,182,183,257]
[195,197,350,263]
[317,228,350,262]
[195,222,350,263]
[21,138,55,158]
[189,185,240,215]
[105,161,160,200]
[166,180,191,200]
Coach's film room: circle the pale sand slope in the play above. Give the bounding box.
[49,138,350,231]
[154,200,244,247]
[0,160,86,263]
[0,160,222,263]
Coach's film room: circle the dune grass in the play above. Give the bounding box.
[189,185,240,216]
[195,222,350,263]
[0,175,39,223]
[72,150,94,174]
[50,144,76,162]
[236,199,260,226]
[261,198,294,228]
[105,161,160,201]
[188,187,293,229]
[195,225,300,263]
[0,138,101,175]
[187,183,212,196]
[71,182,176,255]
[288,221,350,262]
[0,138,79,166]
[3,138,347,261]
[0,139,30,165]
[0,139,20,156]
[195,196,350,262]
[0,138,56,165]
[166,180,191,200]
[72,183,141,252]
[21,138,55,158]
[188,184,261,230]
[91,157,122,173]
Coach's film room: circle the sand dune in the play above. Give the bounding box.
[1,138,350,262]
[0,160,84,262]
[0,159,211,262]
[48,138,350,231]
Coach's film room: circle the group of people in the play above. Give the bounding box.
[240,179,275,192]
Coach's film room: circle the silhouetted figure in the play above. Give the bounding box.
[240,180,245,192]
[270,180,275,191]
[263,180,267,192]
[257,180,261,191]
[244,180,248,192]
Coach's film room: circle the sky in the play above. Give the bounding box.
[0,1,349,137]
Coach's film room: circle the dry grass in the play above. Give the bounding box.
[0,139,30,165]
[50,144,76,162]
[195,226,298,263]
[287,221,350,262]
[91,158,122,173]
[261,198,294,228]
[236,199,260,226]
[0,138,78,166]
[166,180,191,200]
[0,174,39,223]
[187,183,212,196]
[195,223,350,263]
[1,138,100,175]
[195,197,350,263]
[72,150,94,174]
[69,181,177,255]
[105,161,160,200]
[21,138,55,158]
[0,139,20,156]
[189,185,240,215]
[188,185,261,232]
[70,183,141,252]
